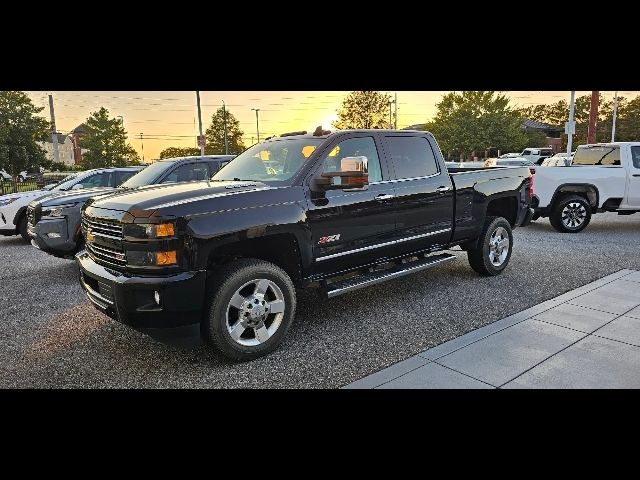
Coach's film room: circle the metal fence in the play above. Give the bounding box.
[1,173,70,196]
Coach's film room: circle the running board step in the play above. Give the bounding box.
[324,253,456,298]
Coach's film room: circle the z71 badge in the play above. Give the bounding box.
[318,234,341,245]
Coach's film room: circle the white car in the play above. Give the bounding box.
[520,147,554,165]
[532,142,640,232]
[498,153,522,159]
[541,152,574,167]
[0,168,119,241]
[0,169,11,181]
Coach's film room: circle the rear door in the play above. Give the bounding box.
[383,134,454,253]
[626,145,640,207]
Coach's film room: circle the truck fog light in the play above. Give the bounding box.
[47,232,61,238]
[154,291,161,305]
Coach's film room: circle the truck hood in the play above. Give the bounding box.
[85,180,275,218]
[36,187,116,207]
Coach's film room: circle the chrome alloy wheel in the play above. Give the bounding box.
[561,202,587,229]
[225,279,286,347]
[488,226,509,266]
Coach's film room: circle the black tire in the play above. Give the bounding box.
[531,212,541,221]
[467,216,513,276]
[549,195,591,233]
[18,215,29,242]
[202,258,296,362]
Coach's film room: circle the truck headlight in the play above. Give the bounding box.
[123,222,176,239]
[126,250,177,266]
[42,203,75,218]
[0,198,17,207]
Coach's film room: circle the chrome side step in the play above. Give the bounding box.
[324,253,456,298]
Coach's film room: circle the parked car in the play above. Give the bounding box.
[18,167,45,183]
[499,153,522,159]
[28,155,234,259]
[520,147,554,165]
[484,157,535,172]
[541,152,574,167]
[0,169,12,181]
[77,129,534,361]
[532,142,640,232]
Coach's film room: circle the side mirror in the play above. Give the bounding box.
[316,156,369,190]
[71,184,84,190]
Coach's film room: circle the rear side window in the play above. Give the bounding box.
[77,171,113,188]
[573,146,621,166]
[631,146,640,169]
[386,136,439,179]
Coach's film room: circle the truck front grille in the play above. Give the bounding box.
[82,217,123,239]
[86,242,127,269]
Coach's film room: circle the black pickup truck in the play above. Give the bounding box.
[77,129,534,361]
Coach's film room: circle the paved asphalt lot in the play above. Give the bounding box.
[1,212,640,388]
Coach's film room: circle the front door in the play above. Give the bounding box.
[306,135,397,278]
[383,135,454,254]
[626,145,640,208]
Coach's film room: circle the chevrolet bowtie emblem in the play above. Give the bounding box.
[86,230,95,242]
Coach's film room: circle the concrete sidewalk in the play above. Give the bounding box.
[345,269,640,389]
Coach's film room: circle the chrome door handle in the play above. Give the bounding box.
[436,186,452,193]
[375,193,395,201]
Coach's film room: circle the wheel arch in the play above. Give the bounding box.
[551,183,600,211]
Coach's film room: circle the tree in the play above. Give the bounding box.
[159,147,201,159]
[204,107,245,155]
[0,91,50,177]
[333,91,392,130]
[618,95,640,142]
[426,91,528,159]
[80,107,140,169]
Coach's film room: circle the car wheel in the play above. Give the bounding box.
[18,215,29,242]
[202,258,296,361]
[549,195,591,233]
[467,216,513,276]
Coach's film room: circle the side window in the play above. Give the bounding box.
[386,136,439,179]
[115,170,137,186]
[77,171,113,188]
[631,146,640,169]
[522,150,531,156]
[321,137,383,183]
[161,163,209,184]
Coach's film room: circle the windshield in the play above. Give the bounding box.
[212,138,324,184]
[120,161,171,188]
[49,173,80,191]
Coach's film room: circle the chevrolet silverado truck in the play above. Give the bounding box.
[28,155,234,259]
[77,129,534,361]
[532,142,640,232]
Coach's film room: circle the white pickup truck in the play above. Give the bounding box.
[532,142,640,232]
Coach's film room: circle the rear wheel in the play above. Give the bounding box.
[18,215,29,242]
[467,216,513,276]
[549,195,591,233]
[202,259,296,361]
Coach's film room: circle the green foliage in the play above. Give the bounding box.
[159,147,202,159]
[427,91,528,159]
[41,159,69,172]
[0,91,50,176]
[205,107,245,154]
[80,107,140,169]
[333,91,392,130]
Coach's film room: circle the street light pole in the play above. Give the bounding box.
[566,91,576,165]
[196,91,205,156]
[252,108,261,143]
[611,91,619,142]
[222,100,229,155]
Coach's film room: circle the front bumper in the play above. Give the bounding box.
[76,251,207,342]
[28,218,76,257]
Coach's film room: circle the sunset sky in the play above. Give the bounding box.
[26,91,639,161]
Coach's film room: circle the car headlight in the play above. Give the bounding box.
[123,222,176,239]
[42,203,76,218]
[126,250,177,266]
[0,198,17,208]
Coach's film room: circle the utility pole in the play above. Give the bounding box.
[252,108,260,143]
[566,91,576,164]
[140,133,145,162]
[388,100,393,129]
[48,95,60,164]
[394,92,398,129]
[196,91,205,156]
[611,91,619,142]
[222,100,229,154]
[587,91,599,144]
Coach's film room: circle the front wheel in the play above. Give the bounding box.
[467,216,513,276]
[202,259,296,361]
[549,195,591,233]
[18,215,29,242]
